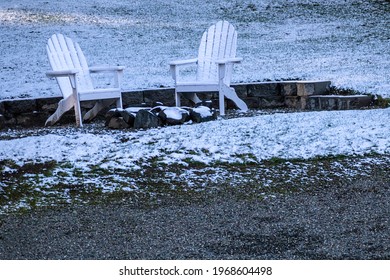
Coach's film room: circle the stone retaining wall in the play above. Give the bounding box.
[0,81,374,129]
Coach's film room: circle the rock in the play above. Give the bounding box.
[159,107,190,125]
[152,101,164,107]
[195,100,213,109]
[143,88,175,107]
[121,91,144,107]
[284,96,307,110]
[0,114,5,130]
[0,102,5,115]
[297,83,315,96]
[107,117,130,129]
[247,82,279,97]
[105,109,120,126]
[280,82,297,96]
[231,84,248,99]
[5,117,16,126]
[105,109,122,126]
[119,110,135,126]
[307,95,373,110]
[258,96,285,108]
[2,99,37,114]
[150,105,168,115]
[134,109,161,129]
[16,112,48,127]
[125,106,152,115]
[297,80,331,96]
[190,106,217,123]
[105,108,135,129]
[105,108,135,127]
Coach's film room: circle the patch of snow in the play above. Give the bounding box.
[192,106,213,118]
[0,0,389,100]
[1,0,390,214]
[125,107,152,114]
[1,108,389,171]
[162,107,188,120]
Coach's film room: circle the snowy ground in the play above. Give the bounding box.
[1,109,390,169]
[1,108,389,213]
[0,0,389,99]
[0,0,389,213]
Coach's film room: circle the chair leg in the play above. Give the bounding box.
[220,84,248,114]
[175,90,181,107]
[83,99,115,123]
[75,100,83,127]
[116,96,123,109]
[187,93,202,104]
[45,95,75,126]
[219,90,225,116]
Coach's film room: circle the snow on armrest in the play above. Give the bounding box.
[89,65,125,72]
[169,58,198,66]
[46,69,78,77]
[215,57,243,64]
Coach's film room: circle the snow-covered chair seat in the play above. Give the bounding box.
[169,20,248,116]
[46,34,124,127]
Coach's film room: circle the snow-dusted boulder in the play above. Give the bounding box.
[159,107,190,125]
[134,109,161,129]
[150,105,168,115]
[105,105,218,129]
[0,114,5,129]
[189,106,217,123]
[107,116,130,129]
[105,108,135,129]
[195,100,213,109]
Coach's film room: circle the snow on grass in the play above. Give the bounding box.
[1,108,389,171]
[0,0,389,99]
[1,0,389,213]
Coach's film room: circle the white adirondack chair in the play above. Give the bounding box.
[169,20,248,116]
[46,34,124,127]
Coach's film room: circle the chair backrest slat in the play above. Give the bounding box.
[57,34,76,70]
[222,22,237,83]
[47,38,74,98]
[197,32,208,81]
[197,21,237,83]
[47,34,94,97]
[66,36,93,91]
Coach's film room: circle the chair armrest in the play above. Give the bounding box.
[217,58,243,81]
[46,69,78,89]
[169,58,198,66]
[89,65,125,73]
[46,69,78,77]
[89,66,125,88]
[215,57,243,65]
[169,58,198,81]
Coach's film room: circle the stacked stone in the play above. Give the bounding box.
[230,81,332,110]
[283,81,331,110]
[1,81,378,130]
[306,95,373,110]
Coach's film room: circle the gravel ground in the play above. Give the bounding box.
[0,167,389,260]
